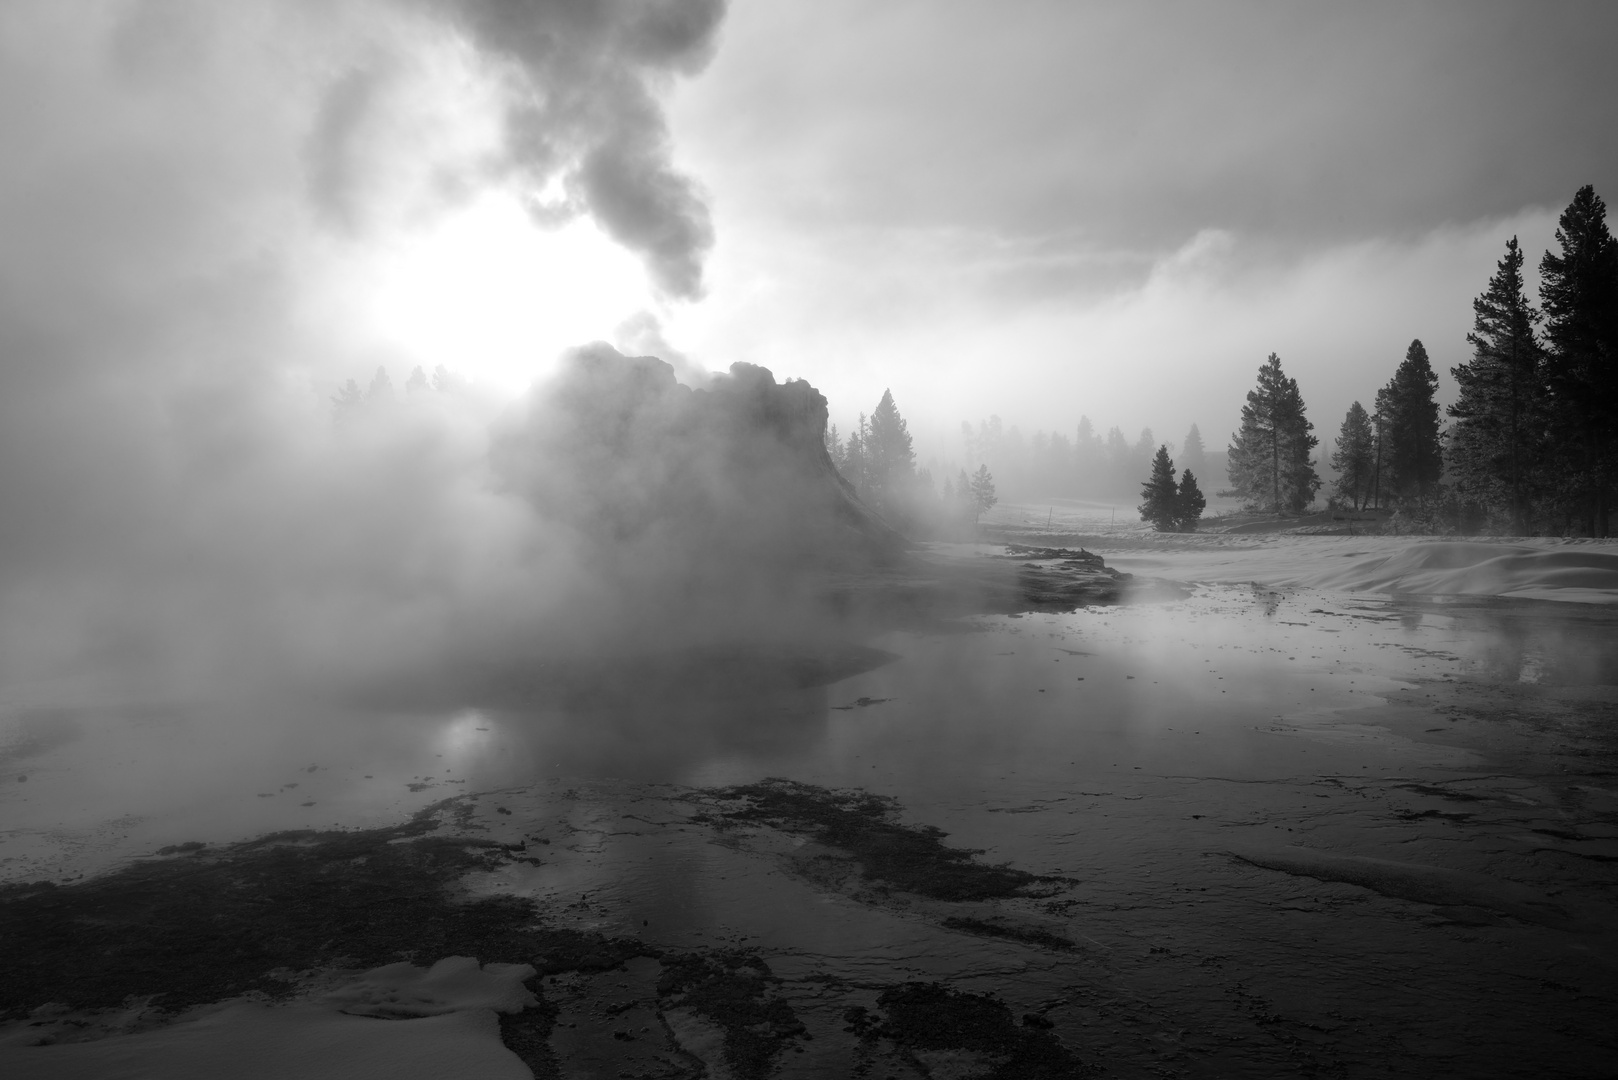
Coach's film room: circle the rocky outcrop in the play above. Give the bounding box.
[496,344,907,573]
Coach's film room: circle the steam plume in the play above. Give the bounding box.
[0,1,729,710]
[421,0,723,298]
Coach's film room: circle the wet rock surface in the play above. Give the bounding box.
[5,582,1618,1077]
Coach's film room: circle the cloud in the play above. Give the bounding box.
[427,0,725,298]
[673,1,1618,261]
[305,65,393,232]
[0,0,730,708]
[665,200,1564,469]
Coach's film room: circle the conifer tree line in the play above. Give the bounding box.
[826,189,1614,537]
[332,363,469,413]
[1446,185,1617,536]
[1229,185,1615,537]
[828,389,917,517]
[826,389,1196,524]
[824,388,999,528]
[1325,339,1444,513]
[952,416,1213,502]
[1138,445,1205,532]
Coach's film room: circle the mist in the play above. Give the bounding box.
[0,1,750,715]
[665,1,1618,468]
[4,7,1617,1078]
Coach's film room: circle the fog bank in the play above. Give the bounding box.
[0,1,746,712]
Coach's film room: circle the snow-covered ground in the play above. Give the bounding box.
[984,498,1618,604]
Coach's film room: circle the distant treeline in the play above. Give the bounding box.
[881,416,1223,506]
[332,363,471,407]
[826,393,998,532]
[958,417,1220,504]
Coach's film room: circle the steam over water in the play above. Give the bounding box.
[6,575,1616,1076]
[4,6,1618,1077]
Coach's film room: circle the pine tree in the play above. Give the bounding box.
[969,465,997,522]
[866,389,917,514]
[1379,340,1444,503]
[1176,469,1206,531]
[431,364,466,395]
[405,365,429,393]
[367,366,394,403]
[824,422,843,468]
[1276,376,1321,514]
[1371,384,1392,510]
[1180,424,1207,478]
[1539,185,1618,536]
[1227,353,1319,513]
[1330,401,1376,510]
[1138,445,1179,531]
[332,378,364,414]
[843,413,871,498]
[956,468,974,519]
[1449,236,1546,532]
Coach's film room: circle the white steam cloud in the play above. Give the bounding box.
[0,1,730,711]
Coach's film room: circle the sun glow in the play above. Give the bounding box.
[361,194,654,393]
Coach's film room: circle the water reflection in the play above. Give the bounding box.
[392,643,898,786]
[1410,596,1618,685]
[459,683,833,786]
[6,587,1617,882]
[7,584,1618,1077]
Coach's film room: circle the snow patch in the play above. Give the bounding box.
[1289,542,1618,602]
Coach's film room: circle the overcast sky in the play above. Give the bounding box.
[1,0,1617,708]
[5,0,1618,504]
[660,1,1618,460]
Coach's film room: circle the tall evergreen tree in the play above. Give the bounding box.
[1176,470,1206,532]
[1379,340,1444,503]
[824,422,843,467]
[1138,445,1179,531]
[1227,353,1320,513]
[430,364,466,395]
[1371,384,1392,509]
[1330,401,1376,510]
[843,413,871,497]
[1449,236,1546,532]
[866,389,916,513]
[1180,424,1207,478]
[969,465,998,522]
[1539,185,1618,536]
[332,378,364,414]
[367,366,395,403]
